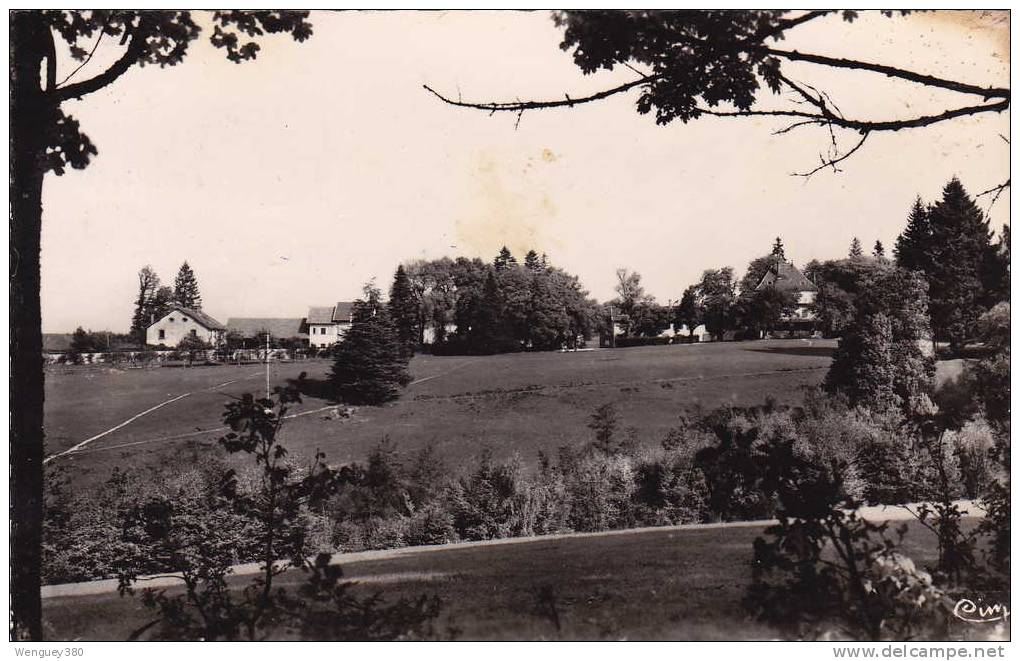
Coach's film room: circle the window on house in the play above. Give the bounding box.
[190,329,197,337]
[158,329,165,340]
[169,317,174,322]
[182,317,188,322]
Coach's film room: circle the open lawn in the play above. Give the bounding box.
[41,512,988,641]
[46,339,841,487]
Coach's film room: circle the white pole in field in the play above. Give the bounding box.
[265,332,271,400]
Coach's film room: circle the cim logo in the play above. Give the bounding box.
[953,598,1010,624]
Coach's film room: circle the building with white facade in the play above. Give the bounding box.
[307,302,356,348]
[146,305,227,347]
[753,256,818,335]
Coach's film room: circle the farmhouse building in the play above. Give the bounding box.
[307,302,356,348]
[226,317,309,346]
[753,255,818,334]
[146,306,227,347]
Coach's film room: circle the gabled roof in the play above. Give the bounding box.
[150,305,227,331]
[307,306,335,324]
[307,302,357,324]
[755,259,818,294]
[333,302,356,323]
[226,317,308,339]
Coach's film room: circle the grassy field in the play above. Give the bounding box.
[41,514,984,641]
[46,339,840,487]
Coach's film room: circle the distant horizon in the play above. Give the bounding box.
[41,10,1009,333]
[45,241,919,335]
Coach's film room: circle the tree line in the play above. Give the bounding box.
[391,248,603,354]
[669,178,1009,354]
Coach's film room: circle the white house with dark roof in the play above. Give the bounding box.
[307,302,356,348]
[754,255,819,332]
[146,305,227,347]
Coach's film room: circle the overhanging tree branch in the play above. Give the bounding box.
[54,23,147,102]
[761,46,1010,100]
[423,74,660,113]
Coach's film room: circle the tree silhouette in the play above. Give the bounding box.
[873,240,886,259]
[849,237,864,259]
[895,197,934,273]
[524,249,543,271]
[493,246,518,272]
[771,237,785,260]
[130,265,160,344]
[388,264,418,359]
[10,10,313,640]
[173,261,202,310]
[426,11,1009,175]
[925,178,992,353]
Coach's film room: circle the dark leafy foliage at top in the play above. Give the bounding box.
[551,10,906,126]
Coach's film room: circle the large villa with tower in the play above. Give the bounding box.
[753,247,818,336]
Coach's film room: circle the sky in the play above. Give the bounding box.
[41,10,1010,333]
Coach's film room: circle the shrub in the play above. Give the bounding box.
[450,451,533,540]
[944,419,997,499]
[747,463,953,641]
[561,452,636,532]
[404,503,459,547]
[631,443,710,526]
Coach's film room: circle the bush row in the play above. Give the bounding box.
[43,391,1000,585]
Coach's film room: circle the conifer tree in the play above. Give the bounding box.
[331,283,411,405]
[771,237,785,260]
[524,249,542,271]
[873,240,886,259]
[981,224,1010,308]
[925,177,992,353]
[824,263,934,412]
[173,261,202,310]
[894,197,933,273]
[493,246,517,271]
[388,264,418,358]
[848,237,864,259]
[470,271,509,352]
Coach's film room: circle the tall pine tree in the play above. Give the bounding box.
[873,240,886,259]
[388,264,418,358]
[330,282,411,404]
[173,261,202,310]
[848,237,864,259]
[925,177,992,353]
[471,270,509,352]
[493,246,517,272]
[524,249,542,271]
[894,197,933,273]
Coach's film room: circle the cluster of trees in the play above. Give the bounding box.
[674,238,801,341]
[893,177,1010,352]
[129,262,204,344]
[605,269,671,338]
[397,248,602,354]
